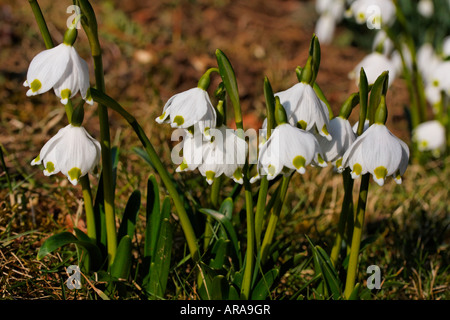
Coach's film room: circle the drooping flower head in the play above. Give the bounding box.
[412,120,446,157]
[24,27,93,105]
[251,97,326,183]
[341,96,410,186]
[275,82,332,141]
[31,124,101,186]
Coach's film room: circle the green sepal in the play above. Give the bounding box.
[368,71,389,125]
[339,92,360,119]
[274,96,288,125]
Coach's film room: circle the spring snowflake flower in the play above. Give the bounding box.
[24,43,93,105]
[342,123,410,186]
[314,0,345,44]
[31,124,101,186]
[156,87,217,139]
[417,0,434,18]
[316,116,356,171]
[176,125,248,185]
[275,82,332,141]
[412,120,446,156]
[251,123,326,182]
[347,0,396,27]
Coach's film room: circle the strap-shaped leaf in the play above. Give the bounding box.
[144,175,161,261]
[250,268,279,300]
[200,208,242,268]
[111,235,132,280]
[37,231,102,271]
[118,190,141,241]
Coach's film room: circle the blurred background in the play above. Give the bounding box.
[0,0,448,299]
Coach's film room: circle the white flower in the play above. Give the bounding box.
[412,120,446,156]
[31,124,101,186]
[316,116,356,171]
[24,43,93,105]
[176,125,248,185]
[417,43,441,82]
[350,52,397,87]
[348,0,396,27]
[156,87,217,139]
[275,82,332,140]
[315,13,336,45]
[251,123,326,182]
[417,0,434,18]
[342,123,410,186]
[443,36,450,58]
[372,30,394,56]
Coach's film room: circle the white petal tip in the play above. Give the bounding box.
[60,98,69,105]
[351,172,360,179]
[296,167,306,174]
[69,179,79,186]
[249,175,260,184]
[373,177,385,186]
[233,177,244,184]
[85,98,94,106]
[394,177,402,184]
[23,80,29,87]
[206,179,214,185]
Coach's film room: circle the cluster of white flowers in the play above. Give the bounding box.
[160,75,410,187]
[156,86,248,185]
[25,36,101,186]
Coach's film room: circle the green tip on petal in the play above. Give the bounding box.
[177,159,189,172]
[298,120,308,130]
[293,155,306,174]
[68,167,82,183]
[335,158,343,169]
[267,164,276,176]
[233,167,243,182]
[394,172,402,184]
[321,124,330,136]
[317,153,327,167]
[352,163,362,178]
[31,154,41,165]
[46,161,55,173]
[205,171,216,184]
[173,115,185,126]
[30,79,42,93]
[374,166,387,181]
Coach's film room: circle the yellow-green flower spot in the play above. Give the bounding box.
[321,125,330,136]
[419,140,428,149]
[293,155,306,171]
[46,161,55,173]
[68,167,82,181]
[233,167,243,181]
[173,115,184,126]
[432,80,440,87]
[352,163,362,176]
[298,120,307,130]
[268,164,276,176]
[85,88,93,102]
[30,79,42,93]
[205,170,215,182]
[61,89,72,101]
[335,158,343,169]
[358,12,366,21]
[34,154,41,163]
[179,159,189,171]
[158,112,166,120]
[317,154,325,165]
[374,166,387,180]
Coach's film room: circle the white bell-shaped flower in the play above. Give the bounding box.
[417,0,434,18]
[24,43,93,105]
[342,123,410,186]
[251,123,326,182]
[31,124,101,186]
[348,0,396,27]
[350,52,398,87]
[275,82,332,141]
[156,87,217,139]
[176,125,248,185]
[352,119,370,134]
[412,120,446,156]
[316,116,356,171]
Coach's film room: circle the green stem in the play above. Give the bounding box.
[79,0,116,265]
[330,169,353,267]
[80,176,96,241]
[260,174,291,265]
[254,177,269,252]
[241,179,255,300]
[344,173,370,299]
[204,176,222,250]
[90,88,200,262]
[28,0,53,49]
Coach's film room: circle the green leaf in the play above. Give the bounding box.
[37,231,102,271]
[200,208,241,268]
[146,216,173,298]
[215,49,242,126]
[250,268,279,300]
[144,175,161,262]
[111,235,132,280]
[118,190,141,241]
[209,238,229,270]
